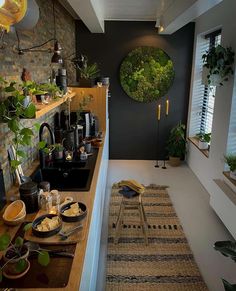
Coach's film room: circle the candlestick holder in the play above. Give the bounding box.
[155,119,160,168]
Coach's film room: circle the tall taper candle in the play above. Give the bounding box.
[157,104,161,120]
[166,99,169,116]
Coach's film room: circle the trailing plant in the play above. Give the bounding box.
[202,45,235,86]
[166,123,187,158]
[196,132,211,143]
[224,154,236,172]
[214,240,236,290]
[39,83,62,99]
[0,224,49,282]
[0,77,37,169]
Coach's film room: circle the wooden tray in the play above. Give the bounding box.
[24,210,88,245]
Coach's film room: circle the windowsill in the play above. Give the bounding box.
[188,137,209,158]
[223,171,236,193]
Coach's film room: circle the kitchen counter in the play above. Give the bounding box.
[0,131,108,290]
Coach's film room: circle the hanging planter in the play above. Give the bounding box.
[202,45,234,86]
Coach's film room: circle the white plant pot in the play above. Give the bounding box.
[198,140,209,150]
[202,66,222,86]
[230,170,236,180]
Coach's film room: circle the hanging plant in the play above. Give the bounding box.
[202,45,235,86]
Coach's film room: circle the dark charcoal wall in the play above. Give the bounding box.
[77,21,195,160]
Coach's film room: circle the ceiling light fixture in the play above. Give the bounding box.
[14,0,63,64]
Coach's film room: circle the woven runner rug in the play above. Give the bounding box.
[105,184,208,291]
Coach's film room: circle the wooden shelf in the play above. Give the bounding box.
[35,92,76,119]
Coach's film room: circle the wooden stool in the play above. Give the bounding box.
[114,194,148,245]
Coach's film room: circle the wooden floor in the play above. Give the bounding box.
[97,160,236,291]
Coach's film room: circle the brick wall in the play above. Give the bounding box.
[0,0,76,191]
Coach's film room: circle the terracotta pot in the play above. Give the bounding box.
[3,245,29,264]
[168,156,181,167]
[3,259,30,280]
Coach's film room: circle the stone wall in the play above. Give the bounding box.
[0,0,76,191]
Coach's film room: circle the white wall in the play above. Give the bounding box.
[187,0,236,202]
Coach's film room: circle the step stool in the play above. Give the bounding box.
[114,194,148,245]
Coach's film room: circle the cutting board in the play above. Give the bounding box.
[24,210,88,245]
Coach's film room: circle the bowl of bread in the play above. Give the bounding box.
[32,214,62,237]
[60,202,87,222]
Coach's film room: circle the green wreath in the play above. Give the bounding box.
[120,47,175,102]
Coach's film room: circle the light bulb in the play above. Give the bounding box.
[0,0,5,8]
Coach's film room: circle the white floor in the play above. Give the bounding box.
[97,160,236,291]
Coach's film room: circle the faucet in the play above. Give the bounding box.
[39,123,55,168]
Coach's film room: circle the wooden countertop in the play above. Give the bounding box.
[0,133,106,291]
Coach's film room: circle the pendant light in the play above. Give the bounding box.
[51,0,63,64]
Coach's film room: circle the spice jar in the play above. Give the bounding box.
[19,181,39,213]
[38,191,52,212]
[50,190,60,214]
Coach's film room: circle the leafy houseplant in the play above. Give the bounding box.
[72,54,100,87]
[224,154,236,180]
[196,132,211,150]
[214,240,236,290]
[166,123,187,167]
[202,45,235,86]
[0,226,49,282]
[0,77,37,169]
[54,143,64,160]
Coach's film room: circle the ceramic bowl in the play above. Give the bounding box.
[3,200,26,220]
[3,200,26,226]
[32,214,62,238]
[60,202,87,222]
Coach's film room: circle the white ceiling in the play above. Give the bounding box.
[103,0,175,21]
[66,0,223,34]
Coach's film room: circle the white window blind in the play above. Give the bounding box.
[189,31,221,137]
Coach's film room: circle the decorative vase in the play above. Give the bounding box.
[230,170,236,180]
[168,156,181,167]
[198,140,209,150]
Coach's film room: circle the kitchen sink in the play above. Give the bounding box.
[31,148,98,191]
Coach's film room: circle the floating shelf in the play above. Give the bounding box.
[35,92,76,119]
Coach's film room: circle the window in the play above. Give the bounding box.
[189,30,221,138]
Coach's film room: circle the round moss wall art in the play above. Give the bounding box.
[120,47,175,103]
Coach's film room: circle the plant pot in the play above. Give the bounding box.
[54,150,63,160]
[230,170,236,180]
[79,78,96,88]
[3,244,29,263]
[168,156,181,167]
[198,140,209,150]
[3,259,30,280]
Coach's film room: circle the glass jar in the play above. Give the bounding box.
[50,190,60,214]
[38,191,52,212]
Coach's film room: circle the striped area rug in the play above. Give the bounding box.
[106,184,208,291]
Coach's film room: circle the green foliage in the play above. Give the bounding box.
[0,77,37,169]
[196,132,211,143]
[166,123,186,158]
[202,45,234,86]
[120,47,175,102]
[23,223,33,232]
[39,83,62,99]
[79,63,100,79]
[224,154,236,172]
[38,251,50,267]
[0,233,11,251]
[15,259,27,273]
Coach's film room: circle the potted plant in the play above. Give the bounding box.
[202,45,234,86]
[39,83,62,100]
[166,123,187,167]
[72,54,100,87]
[54,143,64,160]
[0,77,37,169]
[224,154,236,180]
[196,132,211,150]
[0,226,49,282]
[214,240,236,290]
